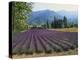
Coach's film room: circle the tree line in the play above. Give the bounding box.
[45,16,78,29]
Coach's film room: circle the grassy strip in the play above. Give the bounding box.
[49,28,78,32]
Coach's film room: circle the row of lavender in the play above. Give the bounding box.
[12,29,78,55]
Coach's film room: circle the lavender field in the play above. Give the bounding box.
[12,28,78,56]
[10,2,78,58]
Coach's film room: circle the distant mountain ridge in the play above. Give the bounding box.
[27,10,78,25]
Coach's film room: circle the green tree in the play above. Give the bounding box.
[12,2,32,32]
[74,23,78,27]
[57,19,64,28]
[53,16,57,28]
[51,16,64,28]
[46,20,49,28]
[63,16,67,28]
[51,21,54,28]
[51,16,57,28]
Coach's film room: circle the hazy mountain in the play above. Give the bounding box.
[27,10,78,25]
[27,10,63,25]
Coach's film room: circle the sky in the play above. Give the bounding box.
[32,2,78,12]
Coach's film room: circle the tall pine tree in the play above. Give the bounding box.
[63,16,67,28]
[46,20,49,28]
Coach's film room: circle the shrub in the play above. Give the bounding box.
[45,49,52,54]
[56,49,62,52]
[70,46,75,49]
[36,50,43,54]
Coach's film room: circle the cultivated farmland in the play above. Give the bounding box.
[12,28,78,57]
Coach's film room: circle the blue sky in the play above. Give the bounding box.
[32,2,78,12]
